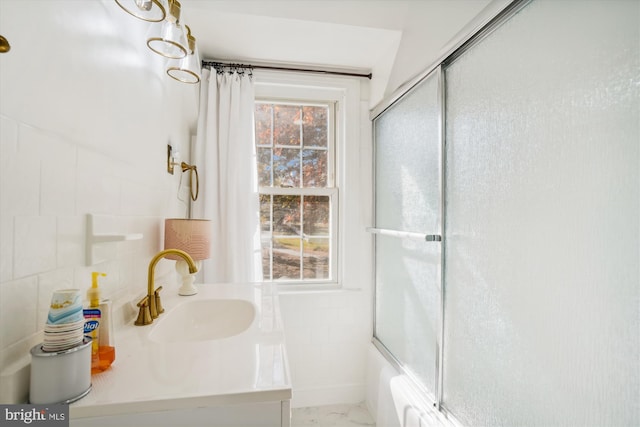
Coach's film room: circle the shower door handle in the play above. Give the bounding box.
[366,227,442,242]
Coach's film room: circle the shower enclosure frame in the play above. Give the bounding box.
[369,0,532,415]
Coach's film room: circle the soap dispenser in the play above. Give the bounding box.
[83,272,116,374]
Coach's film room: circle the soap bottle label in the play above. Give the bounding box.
[83,308,101,373]
[83,309,101,336]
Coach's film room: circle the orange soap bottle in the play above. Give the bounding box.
[84,272,116,374]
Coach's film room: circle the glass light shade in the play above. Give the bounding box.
[164,219,211,261]
[146,20,188,59]
[167,46,201,84]
[114,0,167,22]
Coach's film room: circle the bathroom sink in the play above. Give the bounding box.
[148,298,256,344]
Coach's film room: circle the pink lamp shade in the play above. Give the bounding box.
[164,219,211,261]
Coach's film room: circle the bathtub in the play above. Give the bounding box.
[366,344,457,427]
[70,283,291,427]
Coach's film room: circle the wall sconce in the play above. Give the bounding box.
[164,219,211,296]
[114,0,167,22]
[167,144,178,174]
[146,0,188,59]
[166,26,201,84]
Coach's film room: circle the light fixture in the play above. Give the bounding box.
[164,219,211,296]
[167,144,178,174]
[114,0,199,83]
[166,26,201,84]
[114,0,167,22]
[146,0,188,59]
[0,35,10,53]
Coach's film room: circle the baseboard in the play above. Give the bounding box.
[290,383,366,409]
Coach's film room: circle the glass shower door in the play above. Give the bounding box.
[372,68,443,397]
[442,0,639,425]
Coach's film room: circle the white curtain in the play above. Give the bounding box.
[192,67,262,283]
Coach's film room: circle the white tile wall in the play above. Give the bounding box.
[14,216,57,278]
[56,216,85,269]
[0,1,197,403]
[0,276,38,349]
[0,217,12,284]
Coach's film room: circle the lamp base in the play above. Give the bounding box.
[175,259,201,296]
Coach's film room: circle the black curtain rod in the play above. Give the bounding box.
[202,60,372,80]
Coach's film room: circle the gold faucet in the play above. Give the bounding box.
[134,249,198,326]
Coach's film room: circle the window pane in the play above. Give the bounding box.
[302,106,328,148]
[303,196,329,235]
[259,194,272,232]
[303,237,329,279]
[260,243,272,280]
[255,104,272,146]
[302,149,327,187]
[257,148,272,187]
[255,100,335,284]
[273,148,300,187]
[273,237,301,280]
[274,105,301,146]
[273,195,300,235]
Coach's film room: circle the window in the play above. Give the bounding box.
[254,101,337,283]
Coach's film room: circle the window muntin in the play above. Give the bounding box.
[255,101,336,283]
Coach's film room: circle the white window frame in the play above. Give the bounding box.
[253,70,368,291]
[255,99,338,284]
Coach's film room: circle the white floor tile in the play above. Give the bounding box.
[291,402,375,426]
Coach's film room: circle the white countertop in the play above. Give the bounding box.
[70,283,291,419]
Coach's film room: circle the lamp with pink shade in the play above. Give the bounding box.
[164,219,211,296]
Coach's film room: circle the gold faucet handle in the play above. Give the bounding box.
[134,296,153,326]
[154,286,165,315]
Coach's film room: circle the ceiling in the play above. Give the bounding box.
[0,0,506,111]
[179,0,499,106]
[0,0,502,156]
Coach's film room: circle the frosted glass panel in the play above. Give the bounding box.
[374,71,441,393]
[375,235,440,390]
[375,73,440,233]
[443,0,640,425]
